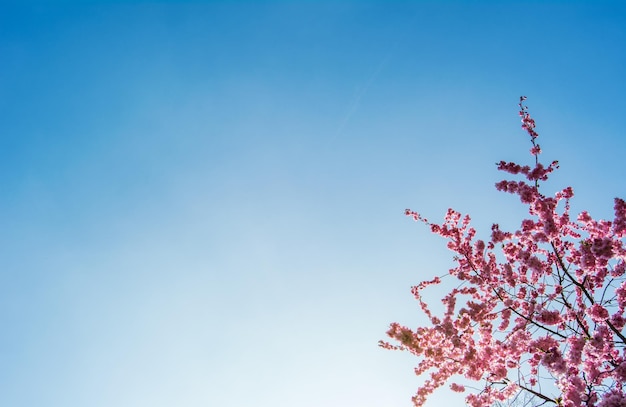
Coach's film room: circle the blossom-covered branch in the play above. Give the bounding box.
[382,97,626,407]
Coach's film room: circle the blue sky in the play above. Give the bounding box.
[1,2,625,406]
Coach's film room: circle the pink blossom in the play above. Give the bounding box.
[491,224,511,243]
[587,304,609,322]
[530,145,542,155]
[591,238,614,259]
[614,198,626,236]
[597,390,626,407]
[450,383,465,393]
[536,309,562,325]
[384,97,626,407]
[541,346,567,376]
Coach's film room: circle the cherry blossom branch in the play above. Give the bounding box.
[551,242,626,344]
[384,97,626,407]
[462,251,567,339]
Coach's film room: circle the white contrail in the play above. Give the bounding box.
[336,52,393,134]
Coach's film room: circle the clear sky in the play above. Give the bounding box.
[1,2,625,407]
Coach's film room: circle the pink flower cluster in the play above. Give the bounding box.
[382,98,626,407]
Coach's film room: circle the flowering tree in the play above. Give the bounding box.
[380,97,626,407]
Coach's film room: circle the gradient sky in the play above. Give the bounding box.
[1,2,625,407]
